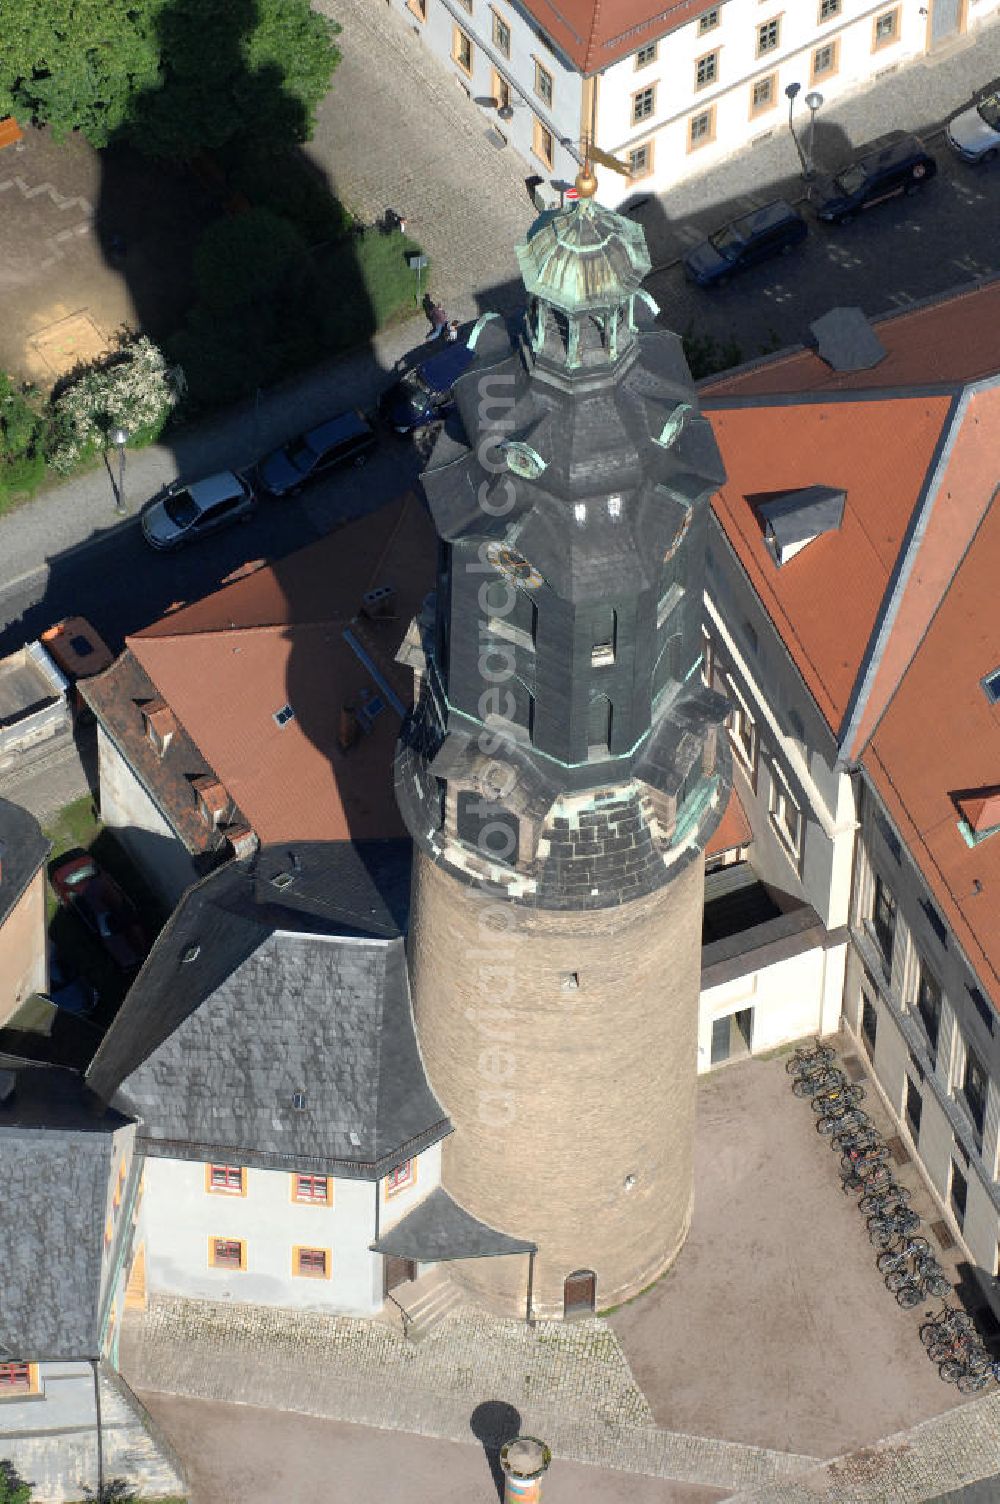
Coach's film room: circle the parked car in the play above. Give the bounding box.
[947,87,1000,162]
[46,949,99,1016]
[682,200,807,287]
[50,854,147,971]
[379,342,475,434]
[254,410,376,499]
[813,133,937,223]
[141,470,255,550]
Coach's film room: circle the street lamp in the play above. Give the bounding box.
[784,82,808,177]
[804,90,824,181]
[111,426,128,515]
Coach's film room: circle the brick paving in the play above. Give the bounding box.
[120,1297,818,1493]
[311,0,534,314]
[727,1394,1000,1503]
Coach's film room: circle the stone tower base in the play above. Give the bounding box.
[408,851,704,1319]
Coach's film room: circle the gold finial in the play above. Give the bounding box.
[575,160,598,200]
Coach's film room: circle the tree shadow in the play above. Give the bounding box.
[470,1400,522,1502]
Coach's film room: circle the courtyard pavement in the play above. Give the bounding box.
[120,1048,1000,1501]
[140,1393,728,1504]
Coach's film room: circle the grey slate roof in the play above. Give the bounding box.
[0,795,49,930]
[87,849,449,1178]
[0,1067,128,1360]
[372,1187,535,1260]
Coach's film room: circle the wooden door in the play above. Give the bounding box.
[563,1269,596,1319]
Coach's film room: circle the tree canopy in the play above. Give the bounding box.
[0,0,340,157]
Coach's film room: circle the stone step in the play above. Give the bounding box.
[395,1267,464,1341]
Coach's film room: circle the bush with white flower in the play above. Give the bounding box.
[49,336,181,474]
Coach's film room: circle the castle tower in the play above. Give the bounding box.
[395,178,731,1319]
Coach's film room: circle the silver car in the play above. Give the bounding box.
[947,89,1000,163]
[141,470,255,550]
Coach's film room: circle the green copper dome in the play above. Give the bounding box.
[516,199,651,316]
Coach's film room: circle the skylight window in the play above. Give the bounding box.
[981,668,1000,705]
[607,495,622,520]
[273,703,295,727]
[574,503,587,526]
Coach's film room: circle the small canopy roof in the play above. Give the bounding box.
[371,1187,535,1261]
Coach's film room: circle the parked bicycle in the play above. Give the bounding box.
[920,1303,975,1348]
[793,1067,846,1098]
[868,1206,922,1245]
[841,1148,892,1179]
[836,1129,886,1158]
[938,1348,998,1392]
[831,1121,881,1150]
[891,1270,952,1308]
[811,1082,864,1113]
[817,1105,871,1136]
[858,1181,912,1215]
[885,1252,951,1302]
[875,1237,930,1275]
[786,1040,836,1075]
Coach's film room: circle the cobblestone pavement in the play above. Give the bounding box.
[311,0,534,315]
[727,1393,1000,1503]
[120,1298,818,1493]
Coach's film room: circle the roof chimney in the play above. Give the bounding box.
[361,585,397,620]
[338,705,359,751]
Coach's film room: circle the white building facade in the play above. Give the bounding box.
[135,1144,442,1316]
[387,0,998,205]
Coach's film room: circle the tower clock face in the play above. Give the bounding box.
[486,542,544,590]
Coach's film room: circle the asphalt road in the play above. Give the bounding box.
[646,131,998,362]
[0,427,425,657]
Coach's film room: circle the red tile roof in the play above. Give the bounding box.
[521,0,720,73]
[863,494,1000,1005]
[705,395,954,736]
[120,495,436,848]
[704,280,1000,400]
[705,786,752,859]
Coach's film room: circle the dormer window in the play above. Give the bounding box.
[141,699,176,758]
[193,777,230,830]
[756,485,846,566]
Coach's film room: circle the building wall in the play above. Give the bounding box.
[139,1146,441,1316]
[704,524,858,932]
[700,931,846,1069]
[388,0,583,194]
[408,849,705,1319]
[96,726,198,906]
[844,780,1000,1317]
[0,867,48,1028]
[0,1367,185,1504]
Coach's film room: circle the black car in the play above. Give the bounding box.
[683,200,808,287]
[255,409,376,498]
[813,133,936,224]
[379,342,475,434]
